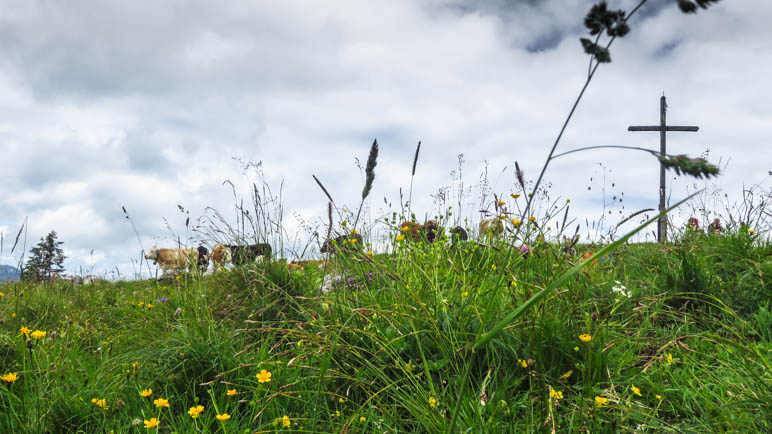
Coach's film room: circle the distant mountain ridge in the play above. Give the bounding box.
[0,265,20,282]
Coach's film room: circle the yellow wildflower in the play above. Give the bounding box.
[491,264,497,271]
[144,418,159,428]
[335,410,341,417]
[11,313,16,318]
[216,413,230,421]
[396,234,405,242]
[227,388,237,396]
[462,291,469,297]
[350,228,358,234]
[175,275,181,280]
[153,398,170,408]
[91,398,109,410]
[631,385,642,397]
[140,388,153,397]
[550,389,563,400]
[511,219,521,226]
[656,394,663,400]
[559,370,573,380]
[498,215,507,220]
[360,416,366,423]
[595,396,608,407]
[367,250,373,256]
[31,330,46,340]
[665,353,673,365]
[1,373,19,383]
[748,229,755,234]
[188,405,204,418]
[0,292,3,296]
[138,301,144,307]
[282,415,291,427]
[256,369,272,383]
[511,280,517,287]
[518,359,528,368]
[528,216,536,222]
[401,225,410,232]
[511,194,520,199]
[339,397,345,403]
[498,200,505,206]
[19,326,31,339]
[429,396,437,408]
[579,333,592,342]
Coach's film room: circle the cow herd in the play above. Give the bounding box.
[143,219,506,279]
[144,243,272,278]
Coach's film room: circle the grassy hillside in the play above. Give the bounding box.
[0,230,770,432]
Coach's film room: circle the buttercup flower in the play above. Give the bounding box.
[256,369,272,383]
[656,394,663,400]
[528,216,536,222]
[31,330,46,340]
[579,334,592,342]
[140,388,152,397]
[498,200,505,206]
[216,413,231,421]
[255,369,271,383]
[396,234,405,242]
[665,353,673,365]
[518,359,528,368]
[550,389,564,400]
[595,396,608,407]
[227,388,238,396]
[631,385,642,397]
[282,415,291,427]
[144,418,159,428]
[1,373,19,383]
[153,398,170,408]
[359,416,367,423]
[429,396,437,408]
[511,193,520,199]
[188,405,204,418]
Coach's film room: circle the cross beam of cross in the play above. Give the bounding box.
[628,95,698,243]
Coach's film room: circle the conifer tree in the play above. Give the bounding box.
[22,230,66,281]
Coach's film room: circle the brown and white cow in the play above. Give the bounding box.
[210,243,273,267]
[145,246,199,277]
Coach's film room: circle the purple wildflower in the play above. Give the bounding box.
[519,244,531,256]
[155,296,168,303]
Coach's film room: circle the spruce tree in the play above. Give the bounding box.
[22,230,66,281]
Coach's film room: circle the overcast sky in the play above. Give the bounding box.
[0,0,769,278]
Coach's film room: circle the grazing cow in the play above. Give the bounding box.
[708,218,723,235]
[211,243,272,266]
[321,233,363,254]
[210,244,232,269]
[479,218,504,238]
[145,246,199,277]
[450,226,468,242]
[398,220,440,243]
[197,245,209,273]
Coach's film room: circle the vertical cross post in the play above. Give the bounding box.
[628,95,698,243]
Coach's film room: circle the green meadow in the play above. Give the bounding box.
[1,226,770,432]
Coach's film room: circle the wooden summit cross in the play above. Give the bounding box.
[628,95,698,243]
